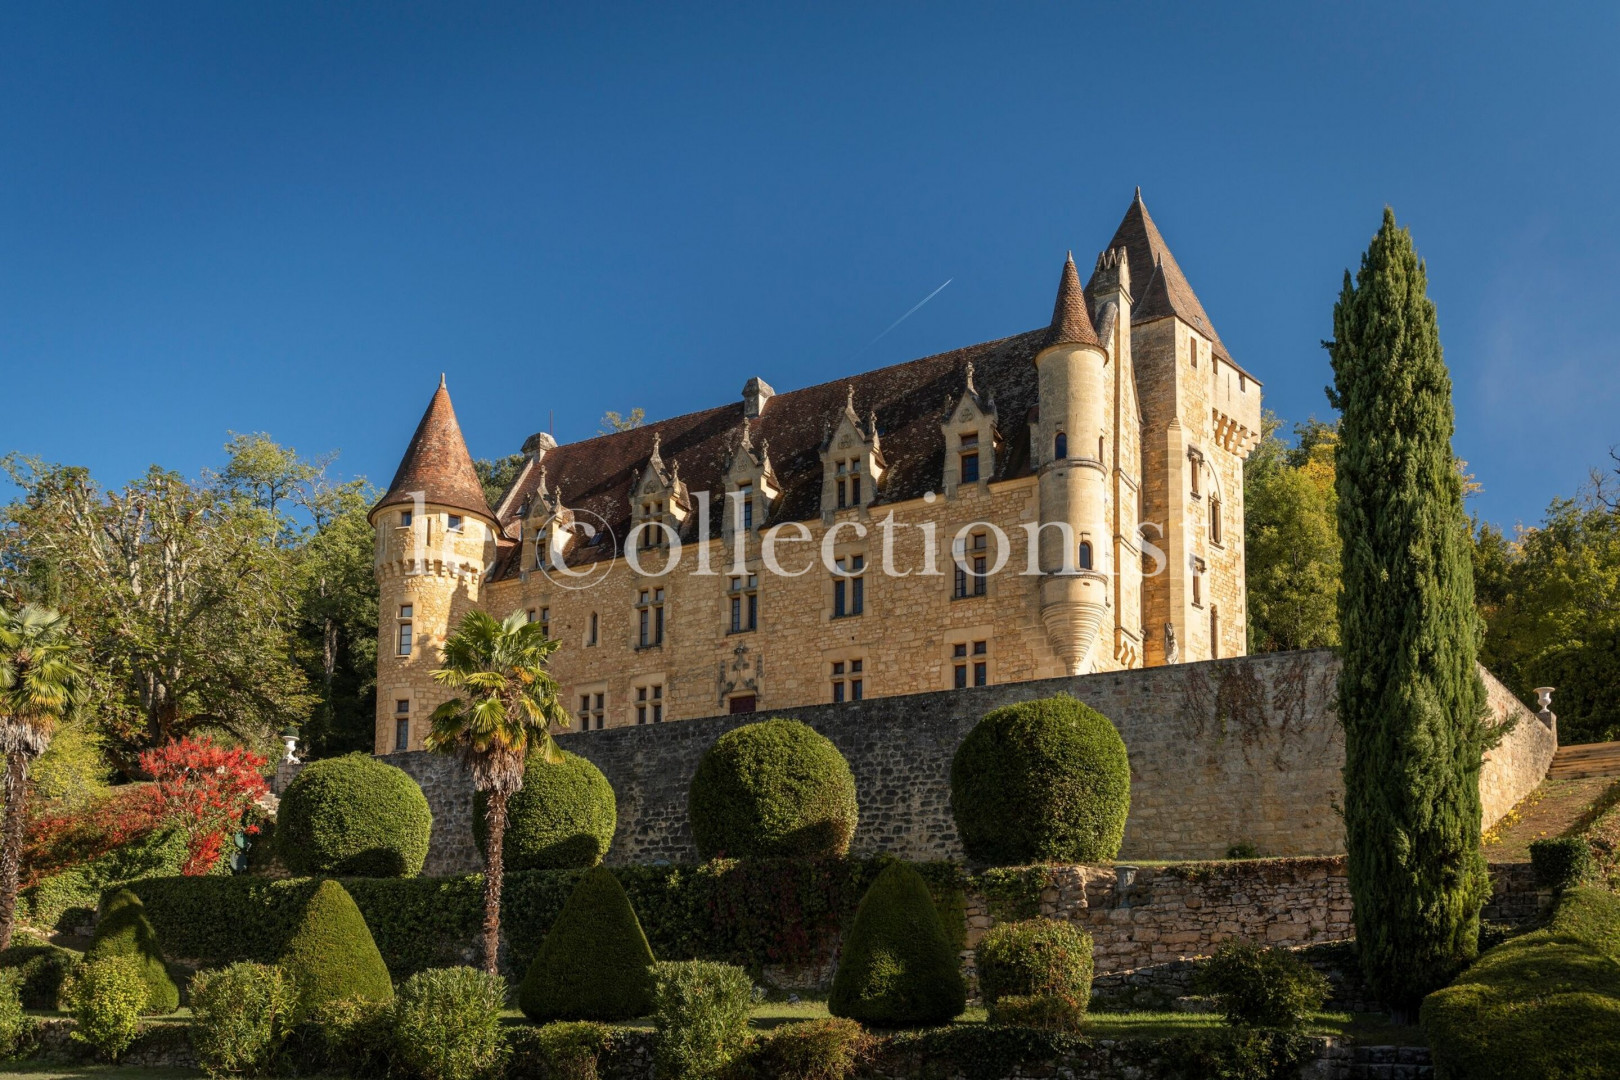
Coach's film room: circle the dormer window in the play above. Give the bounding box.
[639,500,667,548]
[835,460,862,509]
[738,482,754,531]
[959,433,980,484]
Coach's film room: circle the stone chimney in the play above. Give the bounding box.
[743,377,775,419]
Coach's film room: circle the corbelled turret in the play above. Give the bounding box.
[1033,254,1111,675]
[370,374,495,526]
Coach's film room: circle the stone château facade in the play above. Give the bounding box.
[369,191,1263,752]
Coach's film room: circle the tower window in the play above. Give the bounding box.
[1211,605,1221,660]
[833,554,865,618]
[832,659,864,702]
[1211,497,1223,544]
[636,683,665,725]
[1190,456,1200,496]
[954,532,988,599]
[539,606,550,638]
[394,716,409,752]
[400,509,413,527]
[1054,432,1067,460]
[447,514,463,531]
[588,612,599,646]
[729,574,758,633]
[1078,540,1094,571]
[396,605,413,656]
[637,588,666,648]
[1190,337,1199,368]
[1192,570,1203,608]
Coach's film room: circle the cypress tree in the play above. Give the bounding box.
[1327,208,1490,1019]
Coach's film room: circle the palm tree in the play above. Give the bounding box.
[0,604,88,950]
[428,610,569,974]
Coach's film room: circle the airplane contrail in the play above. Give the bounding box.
[850,278,953,361]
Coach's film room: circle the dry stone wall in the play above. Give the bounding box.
[379,649,1551,876]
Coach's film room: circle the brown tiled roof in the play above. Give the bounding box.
[1042,253,1100,350]
[1092,189,1238,367]
[370,376,495,525]
[491,331,1046,577]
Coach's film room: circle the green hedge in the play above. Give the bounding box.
[688,719,860,860]
[276,754,432,878]
[1422,885,1620,1079]
[950,695,1131,865]
[473,751,617,871]
[122,856,969,980]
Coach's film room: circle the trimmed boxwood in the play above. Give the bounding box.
[688,719,859,860]
[950,695,1130,865]
[473,751,616,871]
[276,754,432,878]
[84,888,179,1014]
[1422,885,1620,1079]
[1530,836,1592,891]
[0,938,80,1010]
[975,919,1094,1020]
[829,861,965,1028]
[519,866,656,1021]
[277,879,393,1013]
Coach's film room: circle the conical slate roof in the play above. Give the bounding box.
[1040,252,1100,351]
[1093,189,1231,362]
[370,376,494,524]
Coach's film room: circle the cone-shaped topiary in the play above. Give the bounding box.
[85,888,178,1014]
[276,754,432,877]
[518,865,656,1022]
[277,879,393,1013]
[473,751,617,871]
[829,861,965,1028]
[688,718,858,860]
[950,695,1130,865]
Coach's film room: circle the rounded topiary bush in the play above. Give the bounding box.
[829,861,965,1028]
[519,866,656,1022]
[278,880,393,1014]
[949,695,1130,865]
[277,754,432,878]
[473,751,617,871]
[688,718,858,860]
[975,919,1095,1021]
[85,888,178,1014]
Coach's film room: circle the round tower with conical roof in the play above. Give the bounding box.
[369,376,500,755]
[1033,254,1111,674]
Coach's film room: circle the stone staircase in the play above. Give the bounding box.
[1548,741,1620,781]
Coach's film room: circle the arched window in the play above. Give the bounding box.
[1210,497,1223,544]
[1078,540,1093,571]
[1054,432,1068,460]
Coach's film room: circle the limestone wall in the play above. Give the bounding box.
[1479,673,1558,828]
[381,649,1548,877]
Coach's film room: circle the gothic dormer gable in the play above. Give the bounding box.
[819,386,887,516]
[722,423,780,538]
[631,433,690,549]
[941,360,1000,495]
[523,467,578,574]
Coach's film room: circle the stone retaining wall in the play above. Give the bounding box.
[376,650,1551,877]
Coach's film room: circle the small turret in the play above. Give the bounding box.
[370,377,499,755]
[1033,255,1111,674]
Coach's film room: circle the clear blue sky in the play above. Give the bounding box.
[2,3,1616,530]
